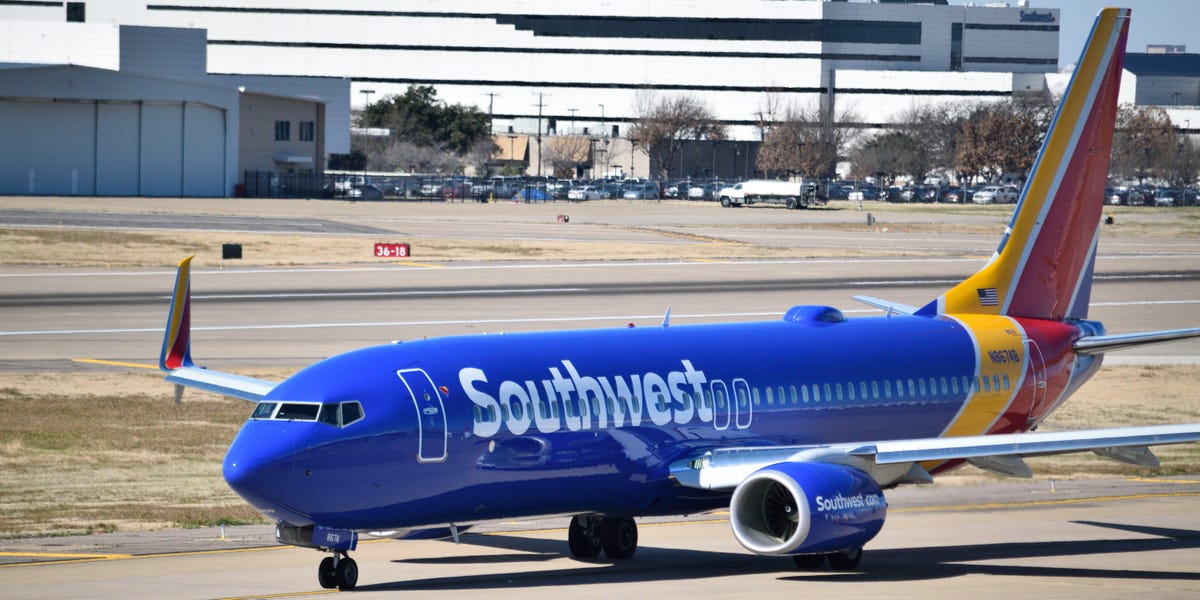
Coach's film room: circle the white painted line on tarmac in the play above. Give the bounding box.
[191,287,589,300]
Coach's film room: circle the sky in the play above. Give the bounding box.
[951,0,1200,68]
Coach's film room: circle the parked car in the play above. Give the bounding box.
[622,182,660,200]
[1153,188,1181,206]
[1105,187,1129,205]
[567,185,603,201]
[664,181,690,199]
[688,183,716,201]
[346,183,383,200]
[972,185,1019,204]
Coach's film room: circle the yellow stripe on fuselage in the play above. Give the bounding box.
[940,314,1027,438]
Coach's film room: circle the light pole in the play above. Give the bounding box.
[359,89,374,126]
[506,133,518,175]
[598,104,605,137]
[568,108,578,134]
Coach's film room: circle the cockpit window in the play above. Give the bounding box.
[251,402,278,419]
[340,402,364,427]
[276,403,320,421]
[250,401,363,427]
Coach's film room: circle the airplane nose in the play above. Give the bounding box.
[223,423,300,519]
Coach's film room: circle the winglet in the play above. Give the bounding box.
[919,8,1130,320]
[160,256,195,372]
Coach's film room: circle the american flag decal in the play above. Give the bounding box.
[977,288,999,306]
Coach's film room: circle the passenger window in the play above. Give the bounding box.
[884,380,892,399]
[982,376,991,392]
[993,375,1001,391]
[1003,374,1011,391]
[918,379,927,396]
[951,377,960,394]
[896,380,905,398]
[790,386,799,404]
[765,387,774,406]
[801,385,809,403]
[859,382,868,400]
[752,388,761,407]
[823,384,832,402]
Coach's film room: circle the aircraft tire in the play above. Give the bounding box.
[600,518,638,559]
[827,548,863,570]
[317,556,337,589]
[336,557,359,591]
[568,516,603,558]
[792,554,825,570]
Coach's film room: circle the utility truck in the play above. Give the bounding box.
[717,179,826,209]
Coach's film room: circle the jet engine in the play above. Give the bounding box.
[729,461,886,555]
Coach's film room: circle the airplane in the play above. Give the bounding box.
[159,8,1200,591]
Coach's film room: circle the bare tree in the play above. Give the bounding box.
[896,103,969,182]
[1162,134,1200,190]
[955,99,1051,184]
[1111,104,1177,183]
[629,90,726,180]
[757,100,859,179]
[360,137,463,173]
[848,131,921,185]
[541,135,592,178]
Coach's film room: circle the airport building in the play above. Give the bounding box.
[17,1,1198,192]
[2,0,1061,141]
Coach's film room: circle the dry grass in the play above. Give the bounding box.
[0,199,1195,268]
[0,365,1197,537]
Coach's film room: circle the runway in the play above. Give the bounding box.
[1,199,1198,597]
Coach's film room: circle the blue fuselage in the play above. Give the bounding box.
[222,308,1092,531]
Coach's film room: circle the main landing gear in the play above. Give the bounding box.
[568,515,639,560]
[317,551,359,591]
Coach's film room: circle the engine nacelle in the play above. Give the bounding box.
[729,461,886,555]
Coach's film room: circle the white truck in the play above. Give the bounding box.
[717,179,826,209]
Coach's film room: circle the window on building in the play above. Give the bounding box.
[299,121,315,142]
[275,120,290,141]
[66,2,85,22]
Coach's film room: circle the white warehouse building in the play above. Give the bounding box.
[1,0,1061,142]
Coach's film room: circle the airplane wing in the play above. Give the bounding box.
[160,257,278,403]
[669,423,1200,491]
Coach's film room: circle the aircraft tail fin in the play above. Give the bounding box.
[919,8,1129,321]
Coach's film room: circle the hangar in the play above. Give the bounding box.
[0,24,345,197]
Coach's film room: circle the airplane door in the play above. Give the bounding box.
[397,369,447,463]
[1024,340,1048,423]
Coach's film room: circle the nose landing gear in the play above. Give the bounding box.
[317,552,358,591]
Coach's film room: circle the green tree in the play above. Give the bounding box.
[362,85,493,157]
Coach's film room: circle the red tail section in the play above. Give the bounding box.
[921,8,1129,321]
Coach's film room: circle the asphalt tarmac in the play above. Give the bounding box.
[1,198,1198,597]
